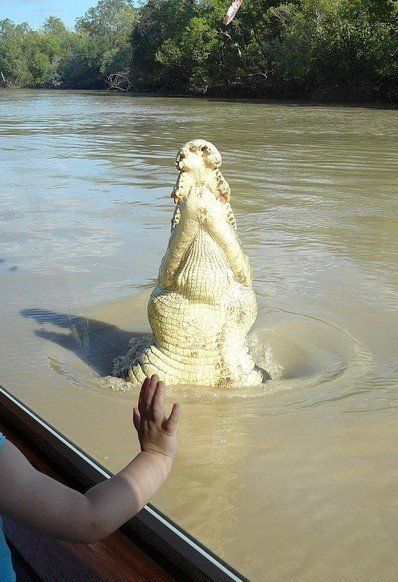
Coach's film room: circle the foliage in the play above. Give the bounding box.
[0,19,33,87]
[129,0,398,101]
[0,0,396,102]
[75,0,137,80]
[0,0,137,90]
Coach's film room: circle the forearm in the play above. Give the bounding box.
[0,377,179,546]
[0,442,172,544]
[52,451,172,542]
[84,451,172,540]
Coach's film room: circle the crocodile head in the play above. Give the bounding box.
[175,139,222,173]
[161,140,252,291]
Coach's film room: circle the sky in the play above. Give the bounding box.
[0,0,99,30]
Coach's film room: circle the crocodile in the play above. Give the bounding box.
[113,139,268,388]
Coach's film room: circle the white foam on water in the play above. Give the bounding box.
[46,301,373,404]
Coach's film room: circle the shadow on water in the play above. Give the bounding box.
[0,257,18,271]
[20,308,145,376]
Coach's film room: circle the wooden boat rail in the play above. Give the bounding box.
[0,385,245,582]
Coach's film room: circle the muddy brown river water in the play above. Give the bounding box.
[1,90,397,581]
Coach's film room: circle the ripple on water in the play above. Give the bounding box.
[44,296,373,406]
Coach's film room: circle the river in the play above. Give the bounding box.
[0,89,397,581]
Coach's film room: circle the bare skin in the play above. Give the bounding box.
[0,375,180,543]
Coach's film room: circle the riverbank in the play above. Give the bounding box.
[1,86,397,110]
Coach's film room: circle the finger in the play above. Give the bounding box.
[138,377,150,417]
[132,407,141,432]
[165,403,181,434]
[146,374,159,411]
[139,377,150,406]
[151,381,165,423]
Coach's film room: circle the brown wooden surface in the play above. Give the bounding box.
[0,419,176,582]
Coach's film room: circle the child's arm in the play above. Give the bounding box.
[0,375,180,543]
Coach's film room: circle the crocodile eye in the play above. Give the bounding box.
[201,145,210,154]
[189,146,196,152]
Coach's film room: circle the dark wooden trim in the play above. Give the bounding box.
[0,385,246,582]
[4,516,174,582]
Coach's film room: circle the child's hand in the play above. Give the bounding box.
[133,375,180,461]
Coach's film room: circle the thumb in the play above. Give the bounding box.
[132,407,141,432]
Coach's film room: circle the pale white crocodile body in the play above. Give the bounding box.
[114,140,268,387]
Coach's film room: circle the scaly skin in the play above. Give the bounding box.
[114,140,268,387]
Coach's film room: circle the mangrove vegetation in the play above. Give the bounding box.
[0,0,397,102]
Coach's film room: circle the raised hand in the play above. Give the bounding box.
[133,375,180,460]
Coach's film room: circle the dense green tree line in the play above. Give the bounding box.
[130,0,398,101]
[1,0,397,102]
[0,0,136,89]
